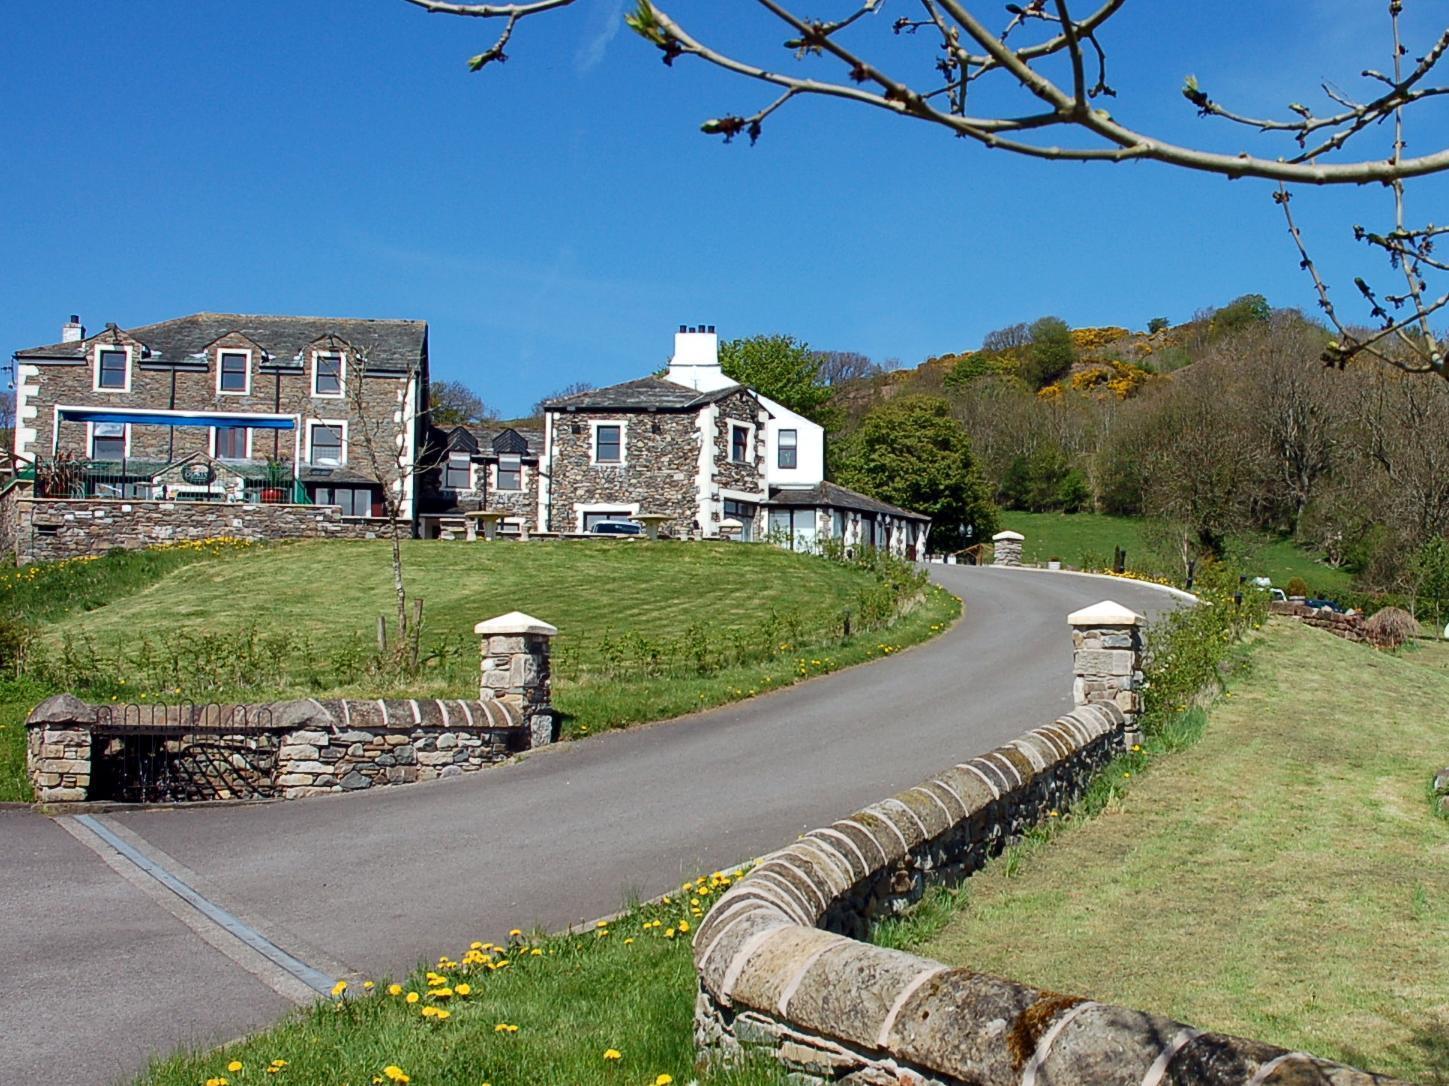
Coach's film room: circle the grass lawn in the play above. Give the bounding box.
[999,511,1352,596]
[136,873,789,1086]
[0,540,958,801]
[913,619,1449,1082]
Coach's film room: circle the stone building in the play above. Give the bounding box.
[416,424,544,539]
[536,327,931,555]
[11,312,429,519]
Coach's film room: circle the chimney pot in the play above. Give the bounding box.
[678,324,688,333]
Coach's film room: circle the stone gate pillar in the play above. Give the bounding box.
[475,611,557,748]
[992,530,1024,566]
[1067,600,1146,747]
[25,694,97,803]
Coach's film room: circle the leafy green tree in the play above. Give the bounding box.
[1147,316,1171,334]
[836,395,997,552]
[428,380,496,427]
[719,334,830,419]
[1022,316,1077,389]
[1211,294,1271,336]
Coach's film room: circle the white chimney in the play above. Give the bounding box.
[666,324,733,392]
[61,314,85,343]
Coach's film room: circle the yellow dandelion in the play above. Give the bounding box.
[227,1060,244,1072]
[603,1048,622,1061]
[387,984,403,997]
[405,992,420,1004]
[330,980,348,997]
[455,983,471,996]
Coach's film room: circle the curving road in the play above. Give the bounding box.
[0,566,1184,1084]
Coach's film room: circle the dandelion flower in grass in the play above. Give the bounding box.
[508,928,523,938]
[677,920,690,933]
[382,1066,411,1084]
[603,1048,623,1061]
[228,1060,244,1072]
[455,982,471,996]
[387,984,404,997]
[664,928,676,939]
[405,992,420,1004]
[530,947,543,957]
[655,1076,675,1085]
[330,980,348,997]
[495,1022,519,1033]
[624,937,635,945]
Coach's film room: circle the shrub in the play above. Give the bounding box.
[1285,576,1310,598]
[1363,606,1419,649]
[1148,316,1171,334]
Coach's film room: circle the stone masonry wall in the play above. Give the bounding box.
[0,484,18,562]
[1269,600,1367,642]
[26,695,530,803]
[713,391,768,499]
[547,409,700,536]
[11,495,380,565]
[692,701,1405,1085]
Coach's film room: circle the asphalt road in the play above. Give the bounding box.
[1,566,1182,1085]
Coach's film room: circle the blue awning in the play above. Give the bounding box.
[58,408,295,430]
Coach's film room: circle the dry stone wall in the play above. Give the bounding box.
[1268,601,1367,642]
[10,495,379,565]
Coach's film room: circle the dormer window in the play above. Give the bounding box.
[218,350,250,395]
[497,454,522,491]
[313,353,344,397]
[444,453,471,490]
[95,347,130,391]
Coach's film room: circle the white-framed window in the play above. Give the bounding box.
[217,349,251,395]
[778,428,798,469]
[307,420,347,466]
[312,352,345,398]
[591,421,625,465]
[94,345,131,392]
[212,425,252,460]
[444,452,472,490]
[729,422,753,464]
[89,421,128,460]
[496,454,522,491]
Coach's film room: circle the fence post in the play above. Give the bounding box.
[991,530,1024,566]
[25,694,96,803]
[475,611,558,748]
[1067,600,1146,748]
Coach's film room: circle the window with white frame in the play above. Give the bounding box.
[309,422,345,465]
[730,423,751,464]
[496,454,522,491]
[778,428,798,470]
[96,347,129,391]
[218,350,250,394]
[444,453,471,490]
[313,353,344,397]
[214,426,250,460]
[91,422,126,460]
[594,423,622,464]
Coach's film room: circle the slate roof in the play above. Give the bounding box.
[470,425,544,456]
[541,376,749,412]
[16,313,427,373]
[768,480,929,522]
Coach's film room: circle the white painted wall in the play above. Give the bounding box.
[756,393,824,488]
[13,363,40,460]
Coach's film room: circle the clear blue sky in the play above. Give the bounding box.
[4,2,1446,417]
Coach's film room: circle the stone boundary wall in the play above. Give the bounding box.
[692,702,1405,1085]
[1269,600,1366,643]
[9,495,382,565]
[27,694,532,803]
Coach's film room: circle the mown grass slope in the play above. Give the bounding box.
[1,540,958,800]
[918,620,1449,1081]
[999,511,1351,595]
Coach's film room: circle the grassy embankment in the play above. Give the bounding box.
[137,872,791,1086]
[0,539,958,801]
[999,510,1351,596]
[901,619,1448,1082]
